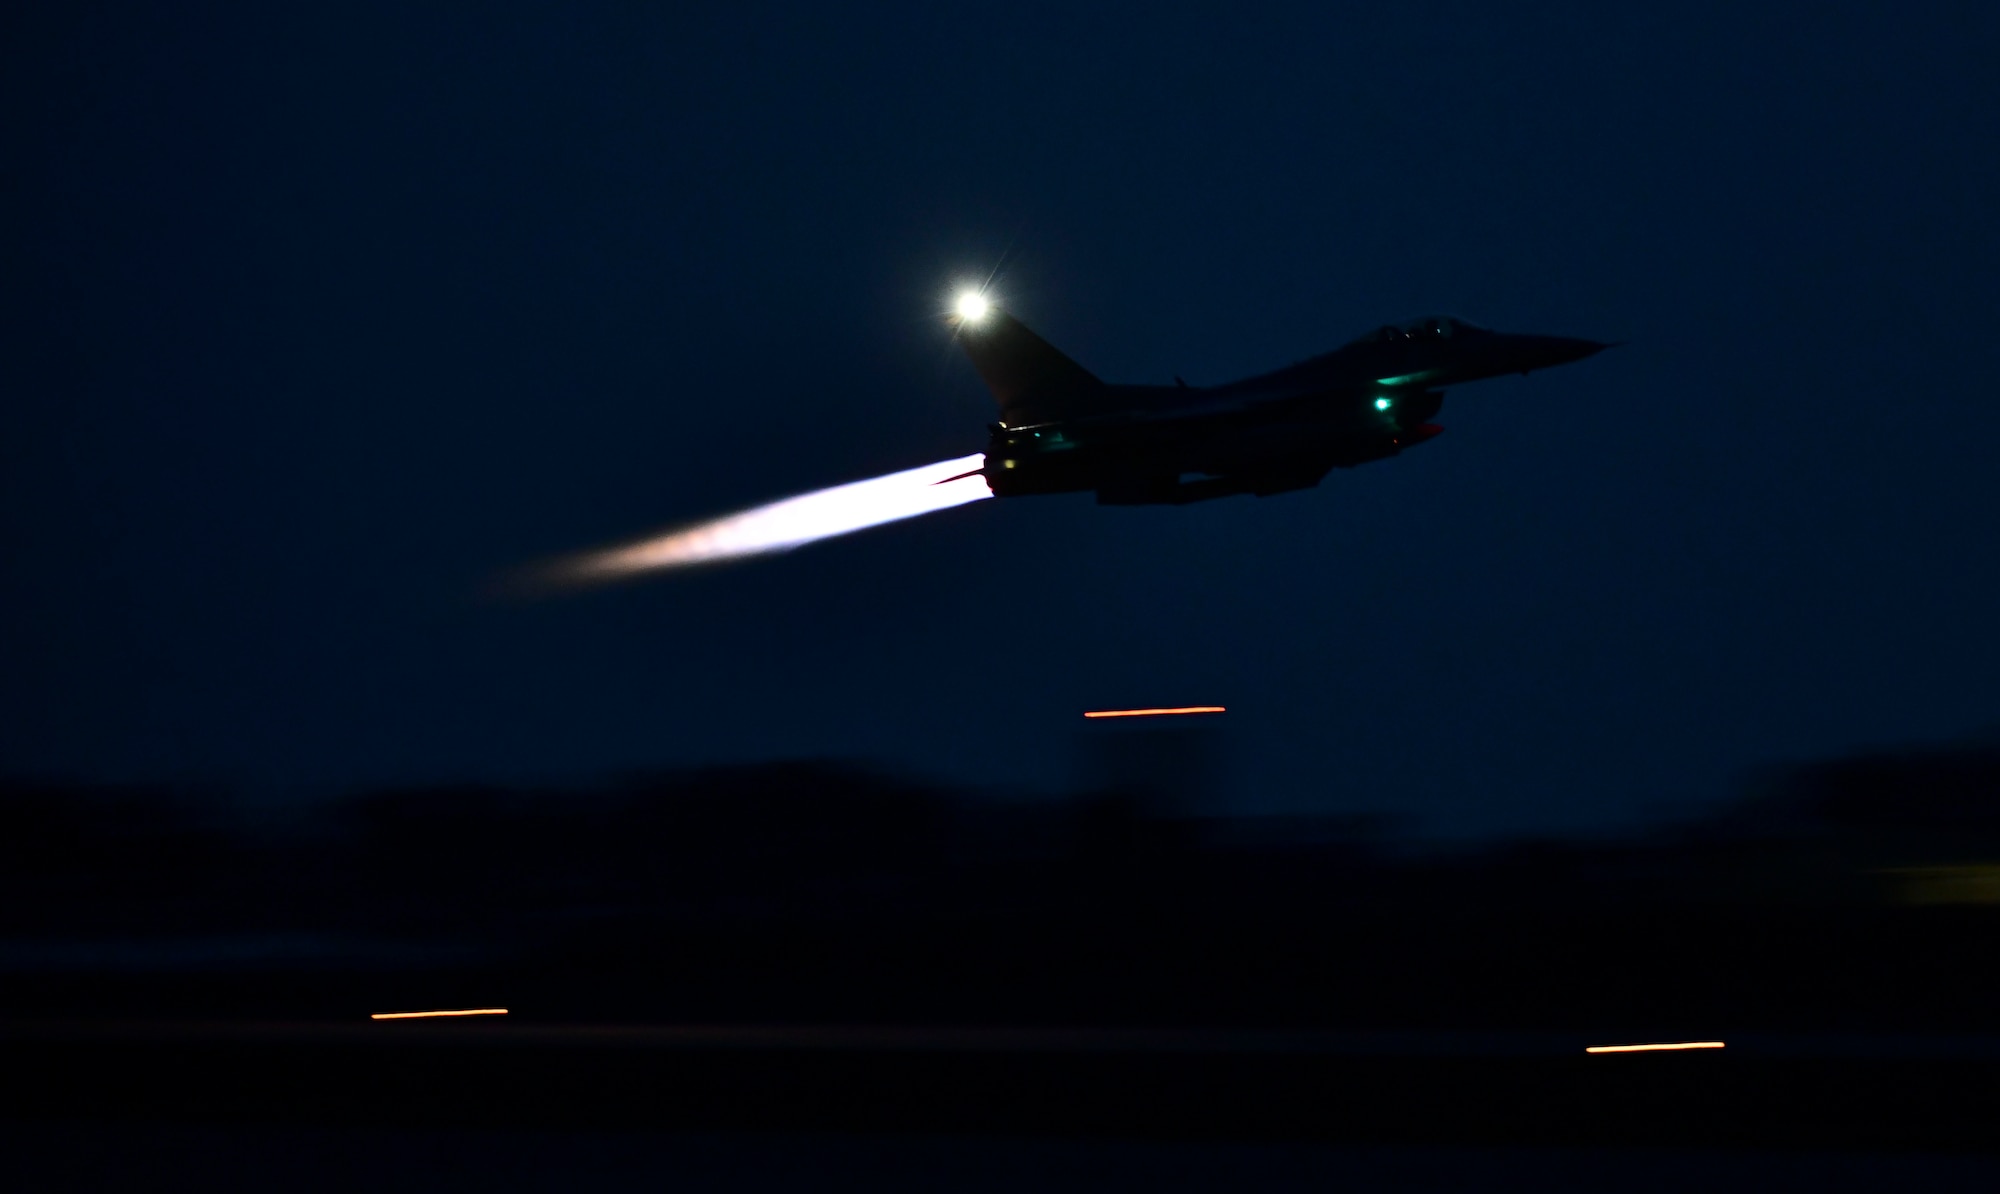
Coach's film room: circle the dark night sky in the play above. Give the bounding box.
[5,3,1998,836]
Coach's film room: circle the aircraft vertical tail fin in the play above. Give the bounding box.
[956,308,1108,425]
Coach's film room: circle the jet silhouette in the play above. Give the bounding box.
[951,297,1611,504]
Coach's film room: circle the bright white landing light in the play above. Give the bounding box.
[954,291,990,323]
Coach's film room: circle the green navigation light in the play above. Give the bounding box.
[1374,397,1392,410]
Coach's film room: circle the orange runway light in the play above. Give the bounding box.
[1082,706,1226,719]
[1585,1041,1724,1053]
[370,1008,509,1020]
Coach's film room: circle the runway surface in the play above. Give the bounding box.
[4,1020,1997,1154]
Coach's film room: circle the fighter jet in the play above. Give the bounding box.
[948,294,1612,504]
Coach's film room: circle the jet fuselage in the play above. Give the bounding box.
[959,312,1609,505]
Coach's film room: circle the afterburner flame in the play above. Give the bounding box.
[541,454,990,586]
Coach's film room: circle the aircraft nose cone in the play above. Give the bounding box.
[1548,336,1614,364]
[1495,334,1618,378]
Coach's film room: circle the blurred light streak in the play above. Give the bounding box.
[1083,706,1227,719]
[536,454,991,586]
[1585,1041,1724,1053]
[370,1008,509,1020]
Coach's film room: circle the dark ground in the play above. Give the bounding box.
[8,1124,2000,1193]
[5,746,2000,1182]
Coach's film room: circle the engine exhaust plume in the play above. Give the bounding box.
[521,454,990,590]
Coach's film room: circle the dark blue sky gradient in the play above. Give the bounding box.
[5,3,1998,835]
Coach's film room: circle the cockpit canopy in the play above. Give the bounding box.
[1345,315,1488,347]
